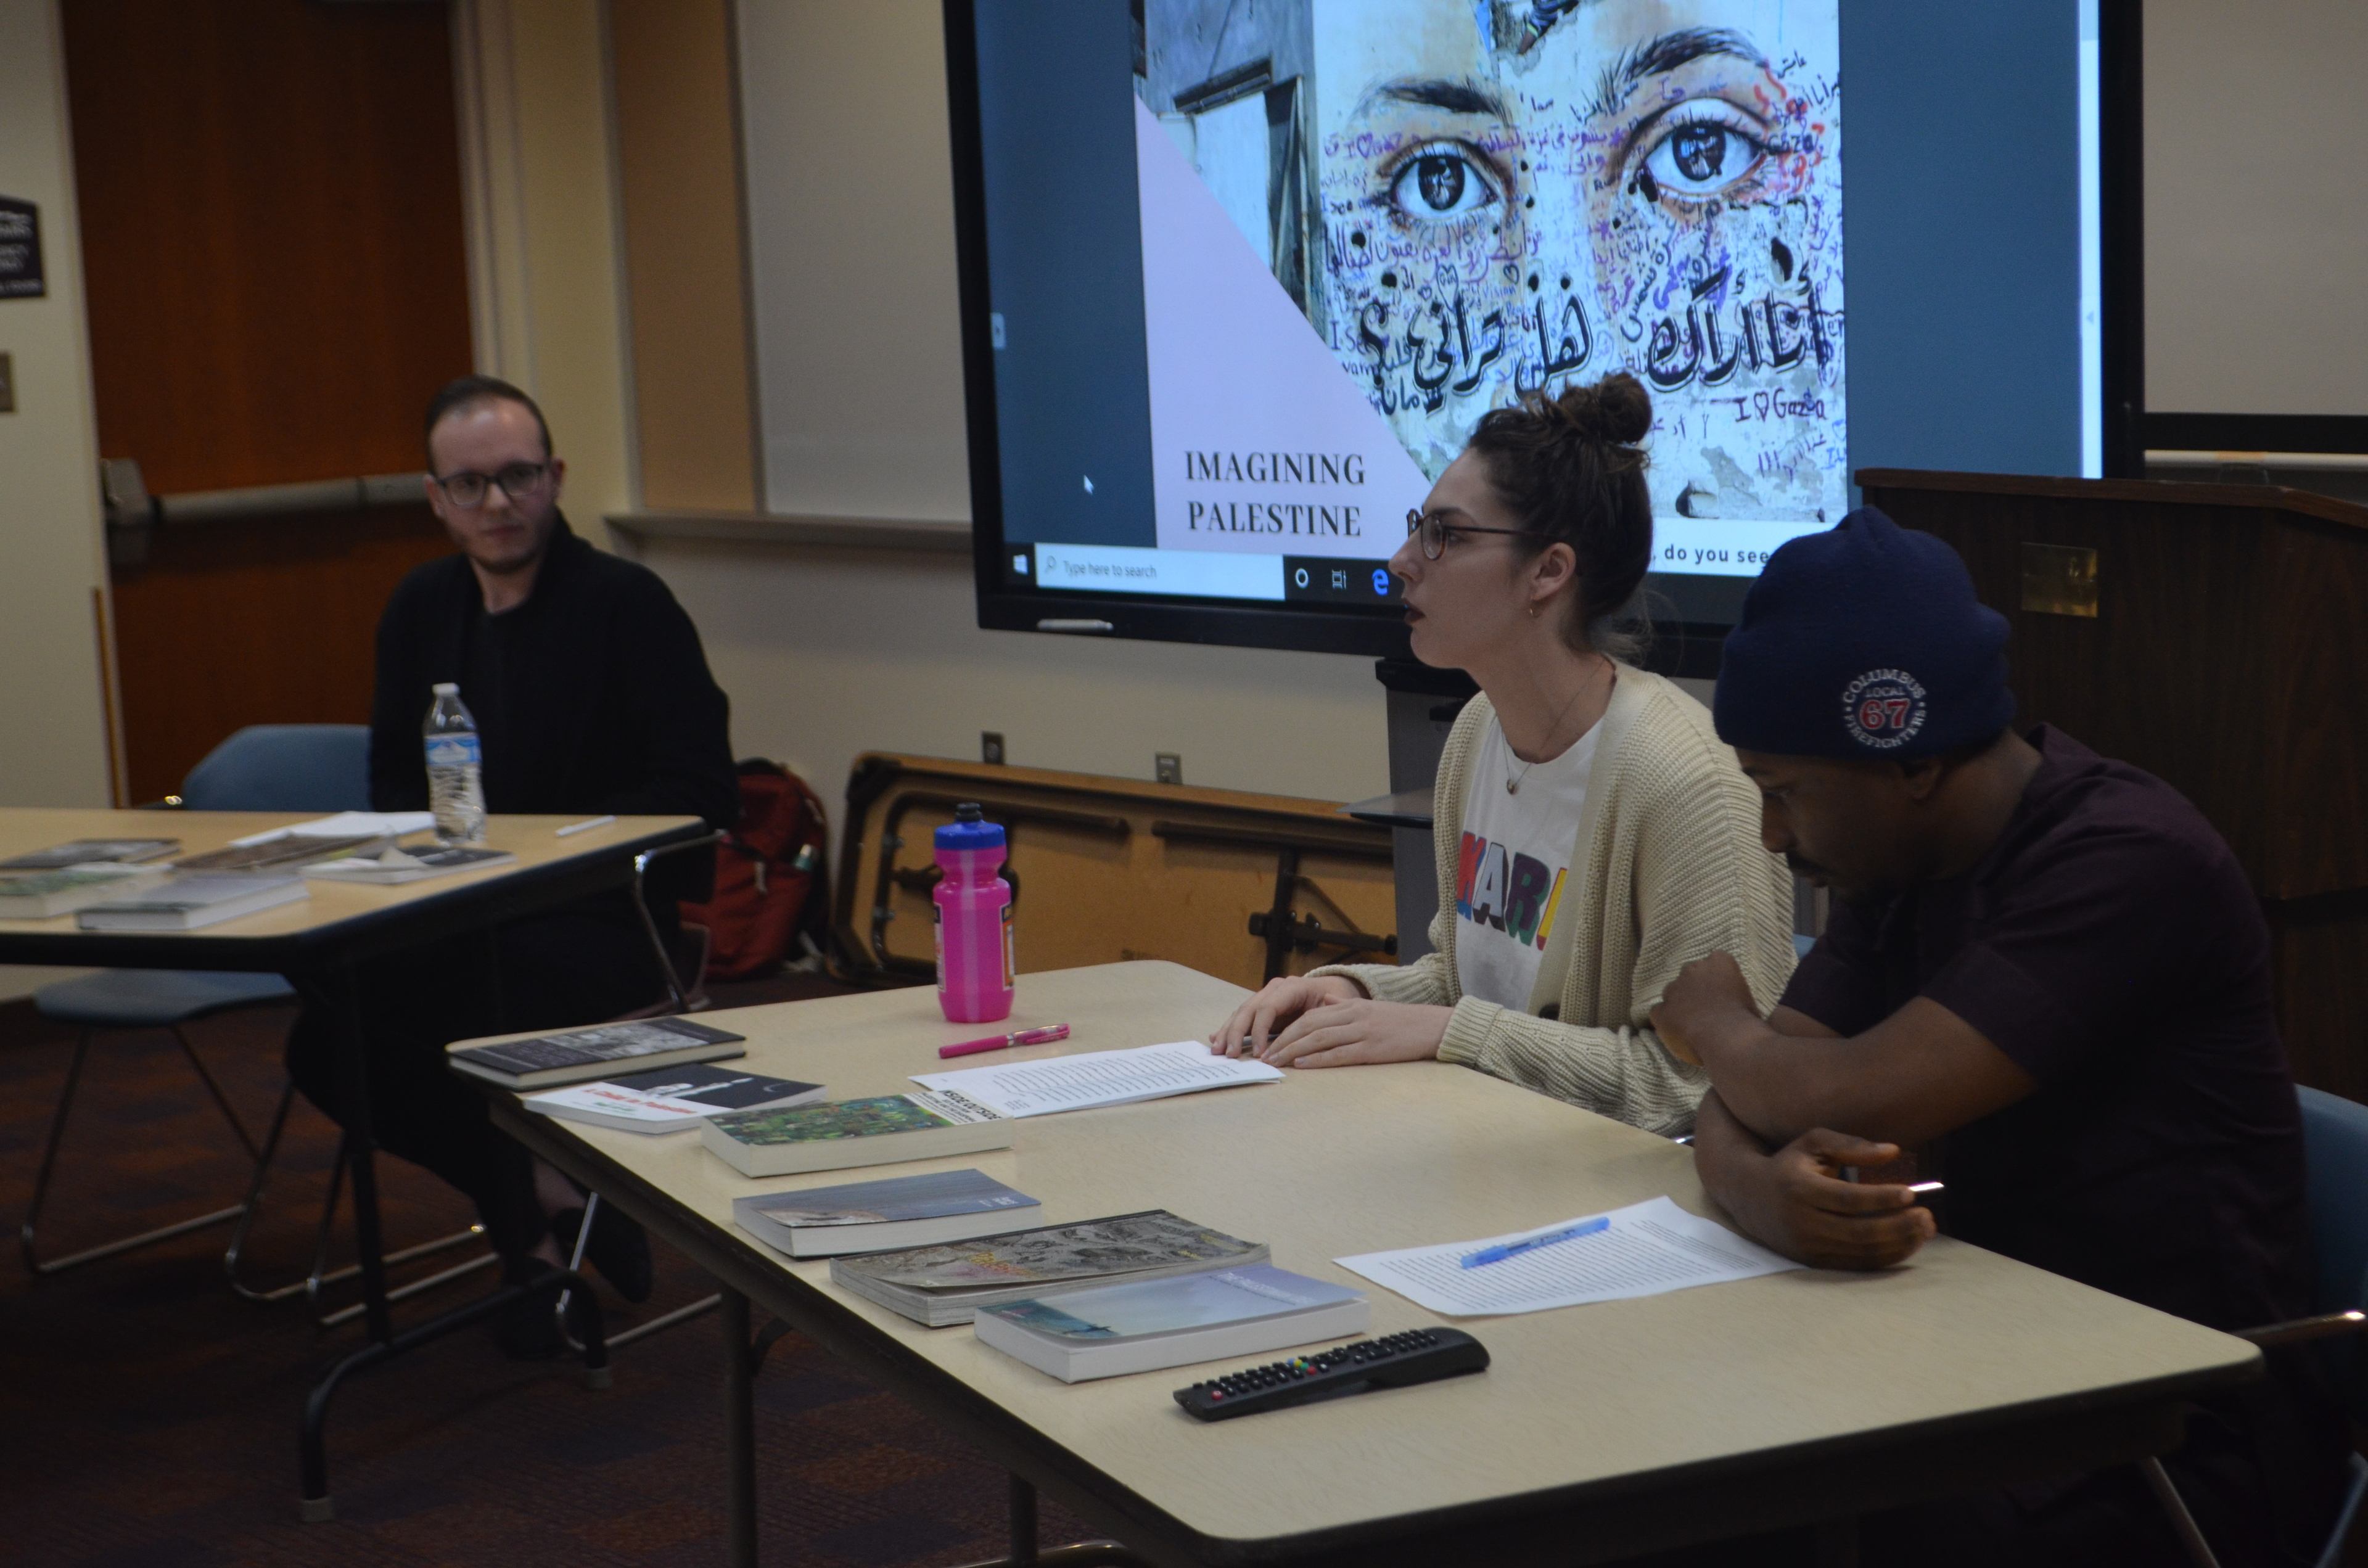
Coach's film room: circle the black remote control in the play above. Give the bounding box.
[1172,1328,1489,1421]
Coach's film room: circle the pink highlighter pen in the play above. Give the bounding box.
[938,1023,1070,1060]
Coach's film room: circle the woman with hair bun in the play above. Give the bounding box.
[1210,372,1794,1135]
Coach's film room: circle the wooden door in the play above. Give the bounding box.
[62,0,475,802]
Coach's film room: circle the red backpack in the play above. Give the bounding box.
[681,759,830,980]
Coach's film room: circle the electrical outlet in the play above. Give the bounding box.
[1155,752,1182,785]
[982,731,1006,765]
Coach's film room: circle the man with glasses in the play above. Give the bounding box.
[284,375,738,1356]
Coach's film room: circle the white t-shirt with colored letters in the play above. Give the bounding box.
[1452,716,1598,1011]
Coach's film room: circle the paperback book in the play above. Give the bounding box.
[734,1168,1041,1258]
[973,1265,1369,1382]
[523,1064,826,1133]
[699,1091,1009,1178]
[829,1210,1268,1327]
[76,873,310,931]
[446,1016,747,1090]
[0,839,179,871]
[0,864,167,919]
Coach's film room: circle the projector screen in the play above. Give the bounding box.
[932,0,2113,657]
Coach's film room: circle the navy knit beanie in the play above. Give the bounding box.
[1713,508,2013,760]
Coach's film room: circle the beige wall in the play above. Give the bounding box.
[631,533,1389,827]
[585,0,1392,818]
[2145,0,2368,417]
[451,0,636,522]
[611,0,758,512]
[0,0,115,998]
[735,0,971,520]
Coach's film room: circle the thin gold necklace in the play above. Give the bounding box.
[1507,659,1609,795]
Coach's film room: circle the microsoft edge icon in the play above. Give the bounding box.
[1371,569,1391,596]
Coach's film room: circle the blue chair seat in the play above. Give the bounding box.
[36,969,296,1027]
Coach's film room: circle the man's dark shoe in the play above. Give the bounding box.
[554,1204,654,1303]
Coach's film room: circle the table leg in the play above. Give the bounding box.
[294,960,614,1520]
[329,962,396,1345]
[300,1258,607,1521]
[725,1287,759,1568]
[1011,1475,1039,1564]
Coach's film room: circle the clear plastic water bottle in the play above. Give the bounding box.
[934,803,1014,1023]
[424,682,487,845]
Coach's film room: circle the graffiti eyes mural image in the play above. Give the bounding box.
[1138,0,1846,537]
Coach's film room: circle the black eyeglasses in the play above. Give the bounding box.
[1406,509,1529,561]
[432,460,553,509]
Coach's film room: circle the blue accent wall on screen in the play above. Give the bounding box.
[1843,0,2082,483]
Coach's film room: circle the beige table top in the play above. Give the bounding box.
[0,807,699,945]
[486,960,2257,1559]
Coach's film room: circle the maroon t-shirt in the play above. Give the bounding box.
[1782,726,2311,1332]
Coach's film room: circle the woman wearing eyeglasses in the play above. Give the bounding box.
[1209,371,1794,1136]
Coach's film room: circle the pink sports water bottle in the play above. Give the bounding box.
[933,803,1014,1023]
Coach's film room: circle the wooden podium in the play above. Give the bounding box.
[1856,469,2368,1099]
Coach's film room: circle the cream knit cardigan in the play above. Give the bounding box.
[1312,667,1796,1136]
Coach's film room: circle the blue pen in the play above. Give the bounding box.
[1459,1215,1611,1269]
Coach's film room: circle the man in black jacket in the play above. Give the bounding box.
[286,375,738,1353]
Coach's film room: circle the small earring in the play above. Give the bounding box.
[1527,604,1539,618]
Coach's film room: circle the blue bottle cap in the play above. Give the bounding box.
[934,803,1005,851]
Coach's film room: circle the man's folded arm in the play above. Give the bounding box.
[1697,995,2036,1149]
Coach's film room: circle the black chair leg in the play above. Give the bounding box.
[303,1133,495,1332]
[225,1080,300,1301]
[2139,1457,2224,1568]
[171,1024,260,1159]
[556,1191,721,1353]
[22,1025,251,1276]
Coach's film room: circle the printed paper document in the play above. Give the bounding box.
[1336,1197,1799,1317]
[910,1040,1281,1119]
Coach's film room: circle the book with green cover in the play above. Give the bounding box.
[828,1210,1269,1326]
[699,1090,1009,1177]
[0,864,166,919]
[0,838,179,871]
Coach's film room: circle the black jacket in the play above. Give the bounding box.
[368,517,739,882]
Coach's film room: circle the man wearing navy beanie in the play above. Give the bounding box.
[1655,510,2343,1566]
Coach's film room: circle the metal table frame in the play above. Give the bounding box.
[0,815,707,1519]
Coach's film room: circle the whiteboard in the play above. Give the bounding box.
[2145,0,2368,417]
[736,0,972,519]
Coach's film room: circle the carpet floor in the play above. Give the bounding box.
[0,971,1097,1567]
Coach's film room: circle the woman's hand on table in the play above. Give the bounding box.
[1251,998,1455,1070]
[1209,975,1363,1057]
